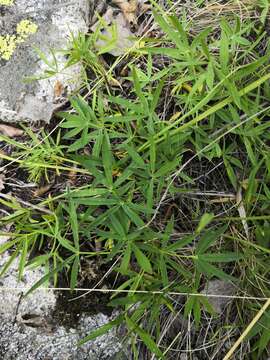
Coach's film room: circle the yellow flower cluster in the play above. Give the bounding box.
[0,34,17,60]
[16,20,38,42]
[0,0,14,5]
[0,20,38,60]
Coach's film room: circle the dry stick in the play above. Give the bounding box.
[0,193,53,215]
[223,298,270,360]
[13,291,23,325]
[0,286,269,302]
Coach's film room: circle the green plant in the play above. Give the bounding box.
[1,1,270,358]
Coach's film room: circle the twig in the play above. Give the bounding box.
[223,298,270,360]
[0,286,269,302]
[13,291,23,325]
[0,193,53,215]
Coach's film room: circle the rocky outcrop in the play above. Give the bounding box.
[0,0,90,123]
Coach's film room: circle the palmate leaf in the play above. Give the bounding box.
[92,129,103,158]
[193,296,201,328]
[68,133,91,152]
[258,327,270,356]
[56,234,78,253]
[154,158,180,178]
[0,249,19,277]
[158,255,169,286]
[150,79,165,113]
[74,198,117,206]
[139,71,270,151]
[224,157,238,190]
[71,95,97,121]
[184,295,195,319]
[146,178,154,213]
[109,295,143,307]
[184,294,216,328]
[60,114,87,129]
[139,47,190,60]
[71,188,108,197]
[88,206,120,230]
[109,213,126,238]
[107,95,143,113]
[0,238,19,254]
[169,15,189,47]
[166,258,193,279]
[219,27,229,72]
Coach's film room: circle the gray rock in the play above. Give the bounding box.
[0,314,125,360]
[0,0,90,123]
[201,280,236,314]
[0,252,56,318]
[0,252,125,359]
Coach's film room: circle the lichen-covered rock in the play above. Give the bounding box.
[0,0,90,123]
[0,314,126,360]
[0,252,125,359]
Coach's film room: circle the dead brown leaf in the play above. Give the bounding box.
[112,0,150,25]
[112,0,138,25]
[54,80,64,98]
[0,124,23,138]
[33,184,52,198]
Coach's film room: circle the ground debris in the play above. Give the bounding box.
[0,124,23,137]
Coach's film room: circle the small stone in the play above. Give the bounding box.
[201,280,236,314]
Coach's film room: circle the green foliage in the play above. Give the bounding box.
[1,2,270,358]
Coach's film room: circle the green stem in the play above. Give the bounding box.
[139,72,270,152]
